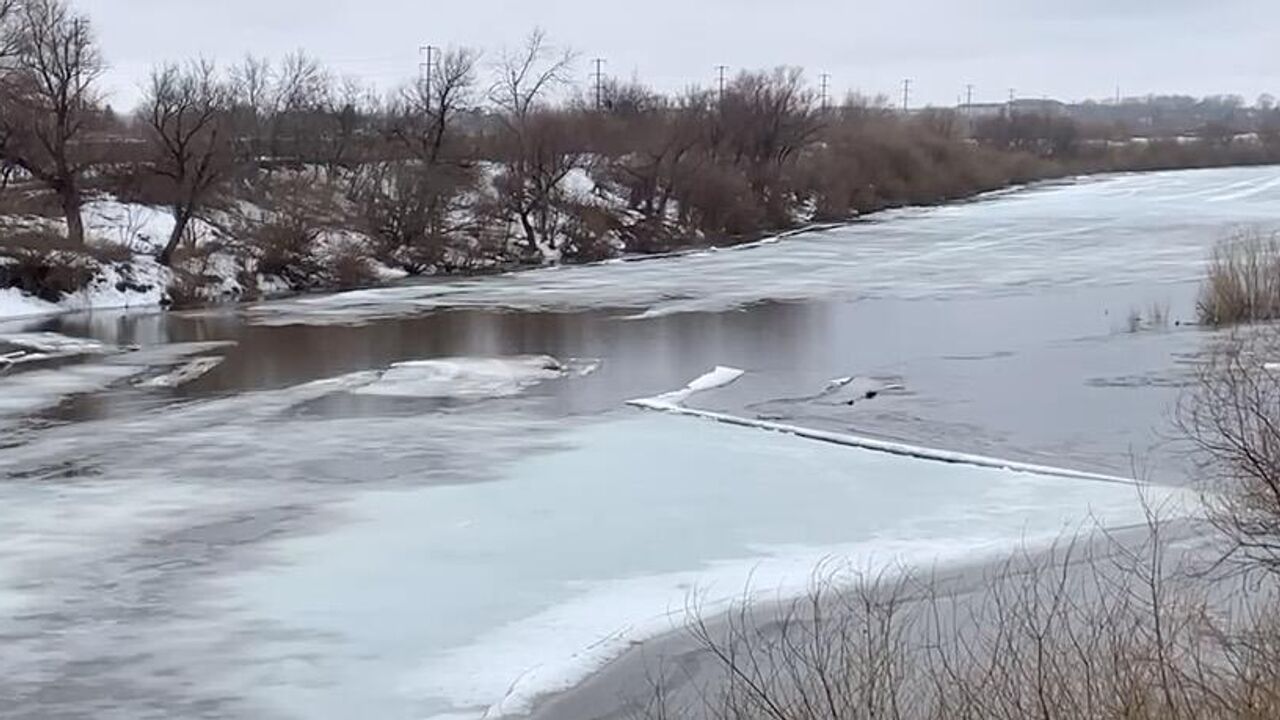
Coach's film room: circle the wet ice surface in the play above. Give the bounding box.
[222,416,1187,720]
[3,166,1280,719]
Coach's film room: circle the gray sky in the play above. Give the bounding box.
[78,0,1277,111]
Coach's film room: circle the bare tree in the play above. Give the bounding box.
[388,47,479,164]
[490,30,573,125]
[142,60,234,266]
[228,54,272,160]
[489,30,580,257]
[0,0,20,63]
[0,0,103,245]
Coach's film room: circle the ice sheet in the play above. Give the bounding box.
[219,414,1191,720]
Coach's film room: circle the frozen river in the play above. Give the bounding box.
[3,166,1280,719]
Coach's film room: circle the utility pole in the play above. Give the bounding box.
[820,73,831,111]
[901,78,911,113]
[419,45,436,110]
[592,58,607,111]
[717,65,729,104]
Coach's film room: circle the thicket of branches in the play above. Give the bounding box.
[3,0,1280,302]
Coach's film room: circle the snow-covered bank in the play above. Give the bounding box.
[0,255,169,321]
[244,165,1280,326]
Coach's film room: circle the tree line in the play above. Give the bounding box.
[3,0,1279,300]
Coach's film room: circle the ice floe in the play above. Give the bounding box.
[137,357,226,389]
[636,365,745,407]
[345,355,596,400]
[0,331,109,356]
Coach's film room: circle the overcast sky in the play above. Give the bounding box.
[78,0,1277,111]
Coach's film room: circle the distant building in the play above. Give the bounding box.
[960,99,1067,118]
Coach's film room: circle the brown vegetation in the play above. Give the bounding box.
[1197,231,1280,327]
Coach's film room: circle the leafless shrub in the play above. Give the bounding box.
[248,212,323,287]
[645,519,1280,720]
[1179,327,1280,576]
[350,160,477,274]
[327,241,377,290]
[0,231,96,301]
[1197,230,1280,327]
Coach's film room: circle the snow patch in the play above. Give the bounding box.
[0,288,58,320]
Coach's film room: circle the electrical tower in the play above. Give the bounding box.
[717,65,729,103]
[592,58,607,110]
[902,78,911,113]
[820,73,831,111]
[419,45,437,109]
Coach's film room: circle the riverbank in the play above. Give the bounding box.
[0,161,1248,326]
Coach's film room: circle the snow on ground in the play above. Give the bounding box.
[0,252,171,322]
[83,199,180,253]
[0,288,58,320]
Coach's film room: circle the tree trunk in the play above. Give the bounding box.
[158,208,191,267]
[61,188,85,246]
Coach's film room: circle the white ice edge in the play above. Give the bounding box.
[629,399,1132,484]
[628,367,1131,485]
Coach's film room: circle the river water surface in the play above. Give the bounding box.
[3,166,1280,719]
